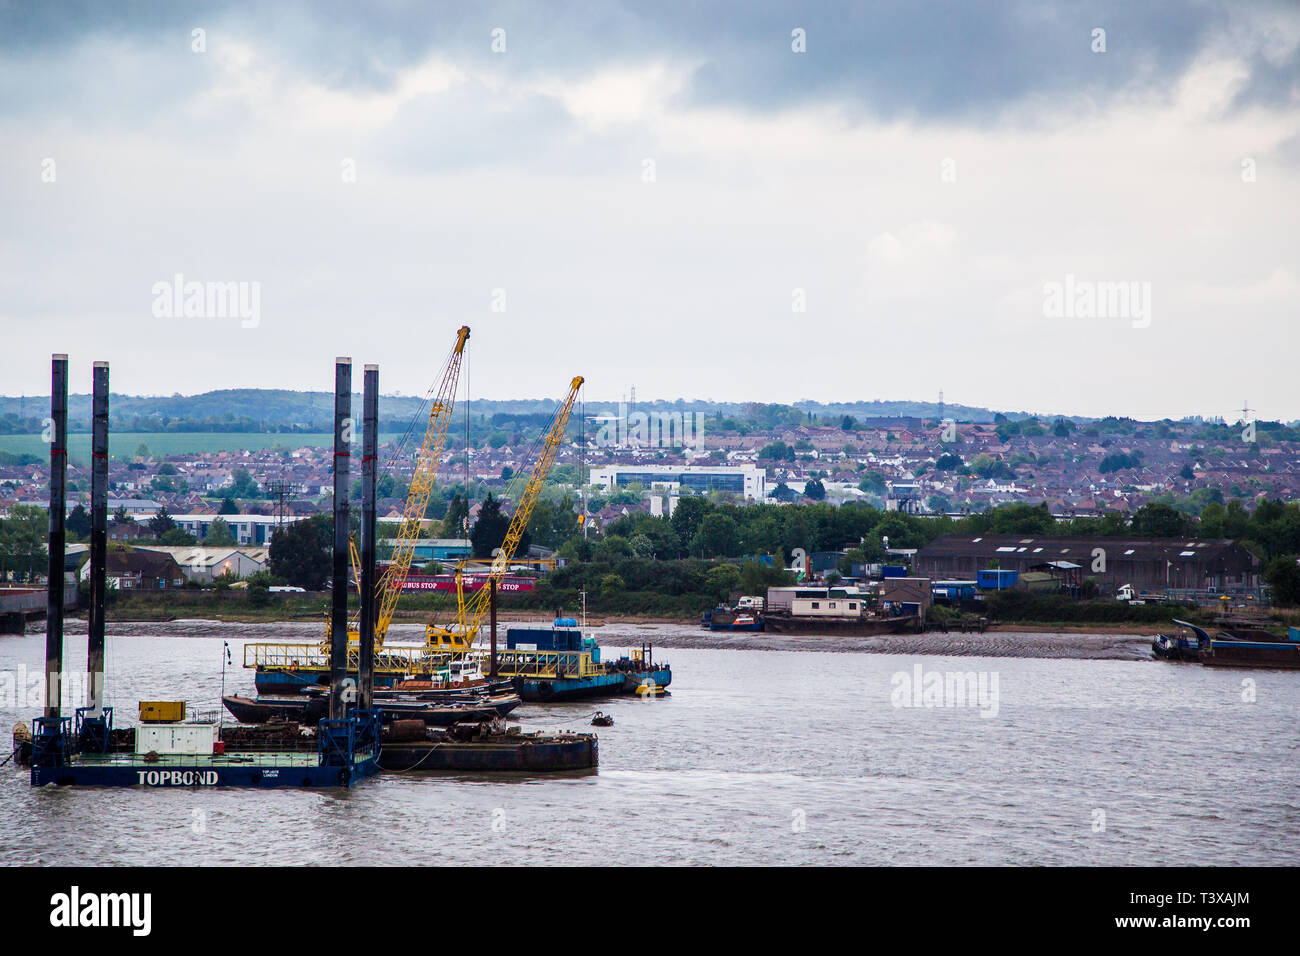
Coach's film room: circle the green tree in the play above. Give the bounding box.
[705,562,741,599]
[203,517,236,546]
[228,467,260,498]
[670,497,711,548]
[148,508,176,539]
[758,441,796,461]
[0,504,48,582]
[470,493,510,558]
[268,515,332,589]
[1130,503,1190,538]
[804,478,826,500]
[692,513,739,557]
[66,503,91,539]
[218,497,239,516]
[441,494,470,538]
[1264,557,1300,606]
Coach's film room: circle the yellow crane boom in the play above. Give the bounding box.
[351,325,469,647]
[427,375,583,653]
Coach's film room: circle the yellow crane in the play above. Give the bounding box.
[347,325,469,648]
[426,375,583,655]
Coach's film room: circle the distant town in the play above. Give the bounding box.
[0,392,1295,527]
[2,391,1299,618]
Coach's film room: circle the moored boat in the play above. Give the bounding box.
[222,691,521,726]
[1152,620,1206,661]
[708,606,765,631]
[495,618,672,702]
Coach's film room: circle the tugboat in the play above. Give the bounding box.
[495,617,672,702]
[1151,620,1205,662]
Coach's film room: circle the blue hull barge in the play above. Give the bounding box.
[497,620,671,702]
[30,707,382,789]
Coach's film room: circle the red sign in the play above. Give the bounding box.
[390,574,536,594]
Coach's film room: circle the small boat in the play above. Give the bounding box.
[708,607,765,632]
[634,681,668,698]
[591,712,613,727]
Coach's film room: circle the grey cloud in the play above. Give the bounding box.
[2,1,1294,121]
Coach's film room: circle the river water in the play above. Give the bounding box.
[2,626,1296,866]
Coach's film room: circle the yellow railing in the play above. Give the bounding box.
[492,650,604,679]
[243,641,453,676]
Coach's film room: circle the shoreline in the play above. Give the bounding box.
[57,618,1158,662]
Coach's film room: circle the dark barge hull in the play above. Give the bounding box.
[760,614,919,635]
[222,694,520,726]
[378,736,597,772]
[1202,642,1300,669]
[254,668,514,697]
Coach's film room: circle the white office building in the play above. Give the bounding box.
[171,514,306,546]
[589,464,766,501]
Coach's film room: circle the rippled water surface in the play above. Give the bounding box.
[2,628,1297,865]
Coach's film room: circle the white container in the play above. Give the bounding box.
[135,724,216,756]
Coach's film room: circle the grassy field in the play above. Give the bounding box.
[0,432,405,465]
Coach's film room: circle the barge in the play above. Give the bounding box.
[761,612,919,635]
[1203,626,1300,669]
[222,690,520,726]
[30,706,382,789]
[1151,620,1300,669]
[220,717,598,773]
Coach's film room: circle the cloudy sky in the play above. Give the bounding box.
[2,1,1297,421]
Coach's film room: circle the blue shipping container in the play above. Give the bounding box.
[977,569,1018,590]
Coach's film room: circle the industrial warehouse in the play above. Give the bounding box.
[913,535,1263,597]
